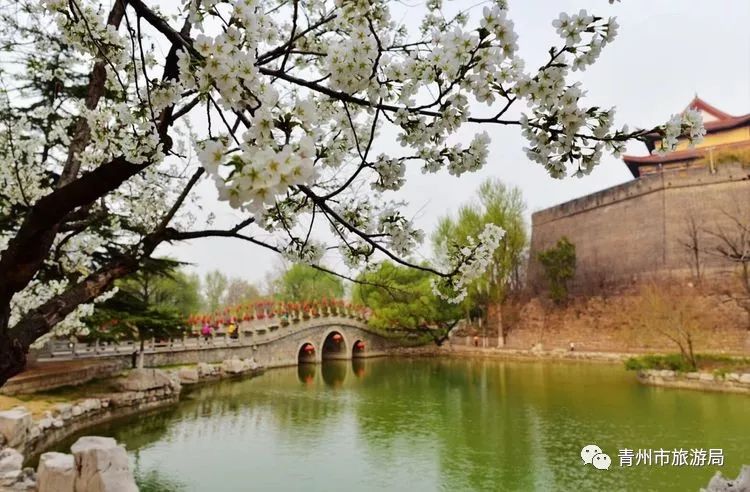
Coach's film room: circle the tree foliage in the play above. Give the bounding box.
[223,277,261,307]
[537,237,576,304]
[85,259,200,343]
[432,178,526,316]
[203,270,229,313]
[353,261,462,345]
[274,264,343,302]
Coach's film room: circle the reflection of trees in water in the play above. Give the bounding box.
[349,359,537,490]
[134,465,185,492]
[156,370,352,446]
[36,406,179,463]
[37,360,748,491]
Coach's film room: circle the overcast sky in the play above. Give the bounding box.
[158,0,750,287]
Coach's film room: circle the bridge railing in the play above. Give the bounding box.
[39,316,369,361]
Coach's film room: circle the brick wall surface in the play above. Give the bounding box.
[528,162,750,293]
[492,293,750,355]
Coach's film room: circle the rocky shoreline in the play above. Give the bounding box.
[0,357,264,490]
[387,344,630,363]
[637,369,750,395]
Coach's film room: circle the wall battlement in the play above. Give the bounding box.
[532,162,749,226]
[528,162,750,292]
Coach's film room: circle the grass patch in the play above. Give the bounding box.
[0,377,120,417]
[625,354,750,373]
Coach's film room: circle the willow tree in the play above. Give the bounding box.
[0,0,706,385]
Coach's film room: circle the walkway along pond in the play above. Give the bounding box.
[38,358,750,492]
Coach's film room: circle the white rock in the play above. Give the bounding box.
[0,469,22,486]
[0,448,23,474]
[725,373,740,382]
[52,419,63,429]
[739,373,750,385]
[117,369,173,392]
[686,372,701,380]
[38,418,53,430]
[699,373,715,382]
[222,358,246,374]
[0,409,32,448]
[81,399,101,413]
[29,427,40,440]
[197,362,214,377]
[71,436,137,492]
[178,367,199,383]
[71,406,83,417]
[37,452,75,492]
[53,404,73,421]
[702,464,750,492]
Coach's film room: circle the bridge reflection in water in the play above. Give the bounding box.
[296,359,366,386]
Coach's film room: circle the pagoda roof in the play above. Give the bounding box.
[640,97,750,145]
[623,97,750,177]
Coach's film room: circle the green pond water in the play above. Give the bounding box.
[51,358,749,491]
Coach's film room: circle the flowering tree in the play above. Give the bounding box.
[433,178,527,314]
[0,0,706,386]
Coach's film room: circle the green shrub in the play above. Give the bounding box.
[625,353,750,373]
[624,354,693,372]
[537,237,576,304]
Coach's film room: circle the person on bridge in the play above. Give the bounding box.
[228,321,238,339]
[201,323,211,341]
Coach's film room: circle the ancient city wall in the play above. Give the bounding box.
[500,293,750,355]
[528,162,750,292]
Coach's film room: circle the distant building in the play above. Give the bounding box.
[528,98,750,292]
[623,97,750,177]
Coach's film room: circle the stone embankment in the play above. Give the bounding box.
[1,435,138,491]
[0,358,263,490]
[389,344,629,363]
[176,357,263,385]
[637,369,750,395]
[0,357,263,462]
[0,369,180,462]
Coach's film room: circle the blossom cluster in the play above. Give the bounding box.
[198,136,317,218]
[658,108,706,153]
[432,223,506,303]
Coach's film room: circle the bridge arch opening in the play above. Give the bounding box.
[298,342,316,364]
[352,339,366,358]
[321,331,347,360]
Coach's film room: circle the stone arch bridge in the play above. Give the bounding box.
[40,316,396,372]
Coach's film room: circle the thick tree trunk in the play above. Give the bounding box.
[0,331,27,387]
[0,259,136,387]
[0,3,188,389]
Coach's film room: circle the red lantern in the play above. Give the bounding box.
[304,344,315,353]
[355,341,365,350]
[332,333,342,343]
